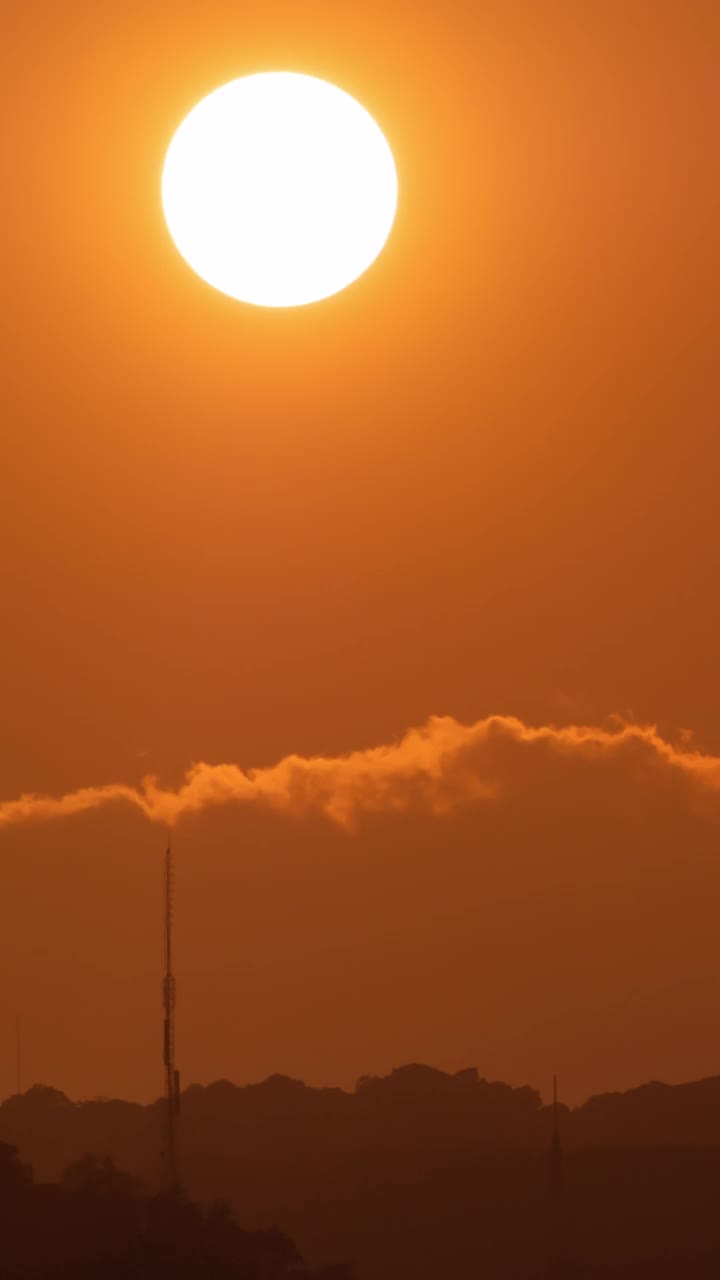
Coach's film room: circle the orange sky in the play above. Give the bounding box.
[1,0,719,1105]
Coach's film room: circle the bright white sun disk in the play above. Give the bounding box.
[162,72,398,307]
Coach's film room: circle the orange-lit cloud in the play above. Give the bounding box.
[2,715,720,833]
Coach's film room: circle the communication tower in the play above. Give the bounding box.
[548,1074,566,1278]
[551,1074,563,1208]
[15,1015,21,1096]
[163,837,181,1186]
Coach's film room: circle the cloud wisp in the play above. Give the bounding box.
[1,715,720,832]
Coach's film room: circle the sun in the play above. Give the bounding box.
[162,72,398,308]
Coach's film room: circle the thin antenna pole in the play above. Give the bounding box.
[163,835,180,1187]
[549,1073,566,1276]
[15,1015,21,1096]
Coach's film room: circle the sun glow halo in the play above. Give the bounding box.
[162,73,398,307]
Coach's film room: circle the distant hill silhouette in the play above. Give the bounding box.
[4,1066,720,1277]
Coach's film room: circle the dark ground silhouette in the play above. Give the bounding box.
[4,1065,720,1277]
[0,1142,356,1279]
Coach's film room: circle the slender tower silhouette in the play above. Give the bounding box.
[551,1075,564,1208]
[163,837,181,1187]
[15,1014,21,1096]
[548,1074,566,1278]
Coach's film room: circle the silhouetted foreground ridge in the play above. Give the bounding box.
[0,1143,355,1279]
[4,1065,720,1277]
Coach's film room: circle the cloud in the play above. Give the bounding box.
[1,715,720,833]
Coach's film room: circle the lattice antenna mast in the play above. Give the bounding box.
[163,836,181,1187]
[551,1073,564,1208]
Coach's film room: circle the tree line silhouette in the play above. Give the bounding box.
[0,1140,355,1278]
[4,1064,720,1277]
